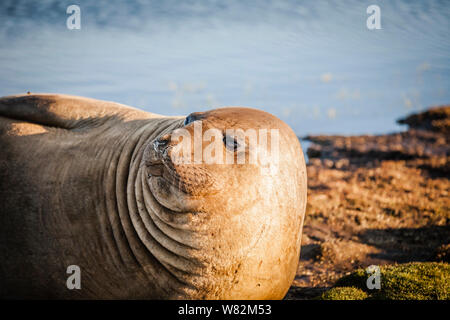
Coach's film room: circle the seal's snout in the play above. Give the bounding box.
[143,134,171,168]
[153,134,170,153]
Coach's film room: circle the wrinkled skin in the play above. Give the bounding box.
[0,94,307,299]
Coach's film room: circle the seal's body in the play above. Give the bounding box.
[0,94,307,299]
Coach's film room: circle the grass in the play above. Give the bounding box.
[319,262,449,300]
[319,287,368,300]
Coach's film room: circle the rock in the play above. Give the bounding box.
[398,105,450,134]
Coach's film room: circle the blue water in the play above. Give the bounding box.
[1,0,449,136]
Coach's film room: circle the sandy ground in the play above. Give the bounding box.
[286,106,450,299]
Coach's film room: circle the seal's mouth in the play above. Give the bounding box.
[144,138,193,194]
[143,135,173,177]
[148,159,214,195]
[147,160,182,189]
[147,163,165,177]
[145,137,177,180]
[145,152,177,184]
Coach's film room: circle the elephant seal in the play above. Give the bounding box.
[0,93,307,299]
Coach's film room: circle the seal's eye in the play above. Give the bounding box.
[223,136,240,152]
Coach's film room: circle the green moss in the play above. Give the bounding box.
[319,287,368,300]
[319,262,450,300]
[333,268,367,289]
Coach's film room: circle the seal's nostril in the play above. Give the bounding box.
[158,139,169,146]
[153,137,169,152]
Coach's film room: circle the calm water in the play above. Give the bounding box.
[1,0,449,136]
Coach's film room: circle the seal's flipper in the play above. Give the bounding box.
[0,93,156,130]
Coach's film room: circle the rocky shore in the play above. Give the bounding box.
[287,106,449,299]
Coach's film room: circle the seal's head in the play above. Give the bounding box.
[142,107,307,299]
